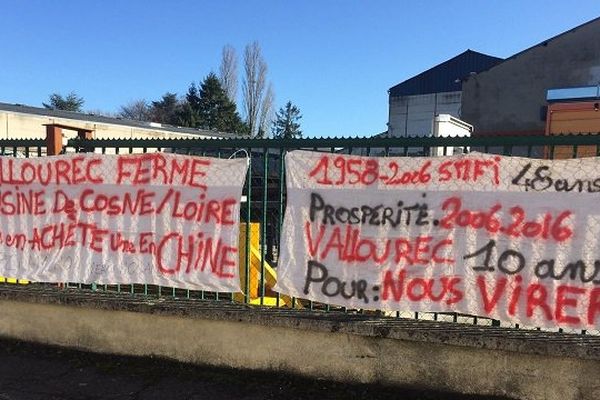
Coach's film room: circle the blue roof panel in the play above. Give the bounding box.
[389,50,503,97]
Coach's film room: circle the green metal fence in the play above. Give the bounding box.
[3,133,600,334]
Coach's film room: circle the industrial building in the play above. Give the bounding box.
[386,16,600,146]
[387,50,502,137]
[461,16,600,137]
[0,102,230,142]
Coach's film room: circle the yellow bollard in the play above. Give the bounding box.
[236,223,260,300]
[234,223,298,308]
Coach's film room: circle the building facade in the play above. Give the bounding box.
[387,50,502,137]
[461,17,600,136]
[0,102,231,141]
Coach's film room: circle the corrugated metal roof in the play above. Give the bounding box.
[388,50,503,97]
[0,102,238,138]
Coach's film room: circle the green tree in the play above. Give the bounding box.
[149,92,180,125]
[177,83,201,127]
[181,73,247,134]
[43,92,85,112]
[272,101,302,139]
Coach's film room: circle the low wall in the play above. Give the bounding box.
[0,286,598,400]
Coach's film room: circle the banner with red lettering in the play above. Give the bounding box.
[275,150,600,329]
[0,153,248,291]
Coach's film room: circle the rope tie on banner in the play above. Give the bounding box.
[228,148,250,162]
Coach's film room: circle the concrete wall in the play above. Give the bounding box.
[461,19,600,135]
[388,91,461,137]
[0,290,599,400]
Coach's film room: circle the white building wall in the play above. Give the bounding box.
[0,110,219,140]
[388,91,462,137]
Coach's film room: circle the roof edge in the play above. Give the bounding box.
[466,15,600,78]
[0,101,238,138]
[388,49,504,93]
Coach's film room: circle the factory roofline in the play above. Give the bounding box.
[0,101,240,138]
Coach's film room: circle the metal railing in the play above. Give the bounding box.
[3,133,600,335]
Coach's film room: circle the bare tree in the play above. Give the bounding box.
[118,99,152,121]
[219,45,238,103]
[258,83,274,138]
[242,41,269,137]
[86,109,116,118]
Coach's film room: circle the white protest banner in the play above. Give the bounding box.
[0,152,248,291]
[275,150,600,329]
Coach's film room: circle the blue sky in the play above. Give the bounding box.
[1,1,600,137]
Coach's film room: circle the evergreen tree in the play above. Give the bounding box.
[196,73,247,134]
[186,83,200,108]
[150,92,180,125]
[272,101,302,139]
[43,92,85,112]
[177,84,201,127]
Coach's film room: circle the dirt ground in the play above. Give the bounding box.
[0,337,514,400]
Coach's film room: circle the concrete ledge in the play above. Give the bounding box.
[0,286,599,400]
